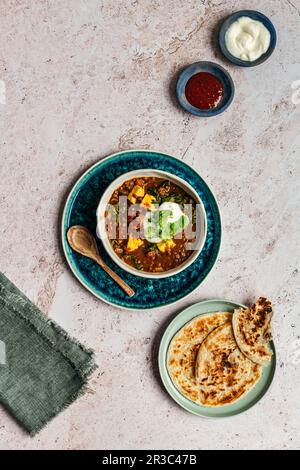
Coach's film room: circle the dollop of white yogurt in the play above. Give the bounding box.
[143,202,185,243]
[225,16,271,62]
[158,202,183,224]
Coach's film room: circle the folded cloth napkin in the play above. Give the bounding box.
[0,272,96,435]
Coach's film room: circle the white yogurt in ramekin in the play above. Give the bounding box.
[225,16,271,62]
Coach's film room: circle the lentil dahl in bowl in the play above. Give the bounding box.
[96,169,207,279]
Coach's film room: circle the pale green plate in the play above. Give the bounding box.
[158,299,276,418]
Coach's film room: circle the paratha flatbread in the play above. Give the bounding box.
[232,298,273,365]
[167,312,231,404]
[196,322,262,406]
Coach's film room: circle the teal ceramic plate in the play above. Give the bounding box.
[61,150,221,310]
[159,300,276,417]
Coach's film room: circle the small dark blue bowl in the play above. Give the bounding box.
[176,61,235,117]
[219,10,277,67]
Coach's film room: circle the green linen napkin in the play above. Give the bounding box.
[0,272,96,435]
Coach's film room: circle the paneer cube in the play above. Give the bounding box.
[157,239,176,253]
[133,186,145,197]
[141,194,156,211]
[126,234,144,252]
[127,193,137,204]
[128,185,145,204]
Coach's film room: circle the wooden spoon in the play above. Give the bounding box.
[67,225,135,298]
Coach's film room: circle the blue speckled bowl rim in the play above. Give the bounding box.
[219,10,277,67]
[61,150,222,310]
[159,299,276,417]
[176,61,235,117]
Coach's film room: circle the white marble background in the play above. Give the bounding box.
[0,0,299,450]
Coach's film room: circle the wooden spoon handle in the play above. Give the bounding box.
[95,256,135,298]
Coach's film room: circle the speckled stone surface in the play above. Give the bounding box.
[0,0,299,450]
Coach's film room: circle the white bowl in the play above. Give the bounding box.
[96,169,207,279]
